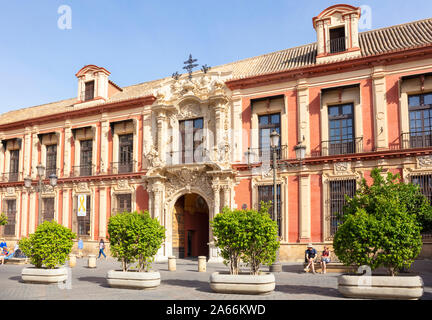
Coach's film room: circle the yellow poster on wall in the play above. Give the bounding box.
[77,194,87,217]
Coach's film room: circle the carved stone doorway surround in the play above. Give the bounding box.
[143,164,235,262]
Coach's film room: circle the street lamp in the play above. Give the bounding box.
[24,164,58,226]
[245,147,256,168]
[294,140,307,167]
[269,129,282,273]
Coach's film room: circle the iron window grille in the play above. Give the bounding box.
[258,184,282,236]
[328,179,356,237]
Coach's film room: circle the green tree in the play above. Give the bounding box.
[333,168,425,276]
[0,213,8,226]
[19,221,76,269]
[107,211,165,272]
[211,202,279,275]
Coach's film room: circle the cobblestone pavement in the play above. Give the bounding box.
[0,258,431,300]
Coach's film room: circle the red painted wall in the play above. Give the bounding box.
[234,178,251,210]
[136,185,149,211]
[310,174,322,242]
[386,75,401,149]
[361,79,375,152]
[288,175,299,242]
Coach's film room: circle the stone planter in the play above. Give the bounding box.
[21,267,68,284]
[107,270,161,289]
[209,272,275,295]
[338,274,424,300]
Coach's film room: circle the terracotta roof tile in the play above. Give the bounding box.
[1,18,431,126]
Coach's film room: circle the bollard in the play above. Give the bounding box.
[168,256,176,271]
[69,254,76,268]
[88,254,96,268]
[198,256,206,272]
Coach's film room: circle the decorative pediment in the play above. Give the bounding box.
[153,73,230,106]
[313,4,361,27]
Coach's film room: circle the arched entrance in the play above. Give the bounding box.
[172,193,209,258]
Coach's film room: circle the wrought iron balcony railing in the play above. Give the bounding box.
[2,172,21,182]
[401,131,432,149]
[111,207,132,216]
[328,36,347,54]
[166,148,210,165]
[71,164,95,177]
[246,145,289,163]
[318,137,363,157]
[109,161,136,174]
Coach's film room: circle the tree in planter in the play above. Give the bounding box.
[0,213,7,235]
[19,221,76,269]
[107,211,165,272]
[211,202,279,275]
[333,168,425,276]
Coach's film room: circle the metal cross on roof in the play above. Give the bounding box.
[183,54,199,80]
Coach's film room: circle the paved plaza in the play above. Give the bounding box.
[0,258,431,300]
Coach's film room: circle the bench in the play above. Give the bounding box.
[303,251,356,273]
[4,257,29,265]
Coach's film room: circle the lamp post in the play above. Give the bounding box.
[269,129,282,273]
[24,164,58,226]
[294,141,306,168]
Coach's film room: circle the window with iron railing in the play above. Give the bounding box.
[406,93,432,148]
[8,150,20,182]
[411,174,432,239]
[46,145,57,177]
[3,199,16,236]
[42,198,55,223]
[76,195,91,236]
[84,80,94,101]
[258,184,282,236]
[329,179,356,237]
[112,194,132,215]
[79,140,93,176]
[117,134,133,173]
[327,104,356,155]
[178,118,204,164]
[329,27,346,53]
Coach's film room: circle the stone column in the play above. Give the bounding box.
[223,185,230,208]
[23,128,32,177]
[62,187,70,228]
[214,104,224,159]
[208,183,223,263]
[31,131,40,179]
[100,120,109,174]
[299,174,311,241]
[297,79,310,155]
[315,20,325,56]
[156,112,166,163]
[63,125,72,177]
[372,66,389,150]
[99,186,107,239]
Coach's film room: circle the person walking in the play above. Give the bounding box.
[98,238,106,259]
[78,238,84,258]
[304,243,317,274]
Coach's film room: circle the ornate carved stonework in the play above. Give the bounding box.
[417,155,432,168]
[144,145,162,168]
[6,187,15,195]
[334,162,350,174]
[76,182,89,193]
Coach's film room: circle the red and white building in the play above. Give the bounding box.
[1,4,432,261]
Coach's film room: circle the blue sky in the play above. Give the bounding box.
[0,0,431,114]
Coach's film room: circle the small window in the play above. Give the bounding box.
[42,198,55,223]
[3,200,16,236]
[84,81,95,101]
[329,27,346,53]
[46,145,57,177]
[258,185,281,236]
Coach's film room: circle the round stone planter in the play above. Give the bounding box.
[338,274,424,300]
[21,267,68,284]
[106,270,161,289]
[209,272,275,295]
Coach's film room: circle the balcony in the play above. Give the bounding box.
[71,164,95,177]
[328,36,346,54]
[111,207,132,216]
[317,137,363,157]
[109,161,136,174]
[401,131,432,149]
[247,145,289,163]
[166,149,210,165]
[2,172,21,182]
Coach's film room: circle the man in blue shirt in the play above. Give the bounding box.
[0,238,7,249]
[78,238,84,258]
[304,243,317,274]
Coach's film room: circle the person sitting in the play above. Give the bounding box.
[304,243,317,274]
[0,238,7,249]
[320,246,331,274]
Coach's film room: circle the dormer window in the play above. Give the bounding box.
[329,27,346,53]
[313,4,361,63]
[84,80,95,101]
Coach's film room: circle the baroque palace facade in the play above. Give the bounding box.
[1,4,432,261]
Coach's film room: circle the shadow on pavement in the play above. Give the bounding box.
[8,276,24,283]
[282,264,306,274]
[276,284,342,298]
[163,279,213,293]
[77,276,110,288]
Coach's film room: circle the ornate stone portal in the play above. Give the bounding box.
[142,72,234,262]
